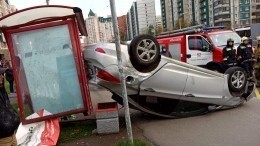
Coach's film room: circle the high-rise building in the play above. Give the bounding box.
[161,0,173,31]
[161,0,207,31]
[161,0,259,31]
[85,10,117,44]
[86,10,100,44]
[98,16,114,43]
[0,0,11,17]
[117,15,127,41]
[127,0,156,40]
[213,0,231,27]
[127,2,138,40]
[251,0,260,24]
[0,0,13,60]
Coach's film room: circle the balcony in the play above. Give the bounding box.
[200,4,207,8]
[214,11,230,17]
[213,4,230,9]
[214,18,231,23]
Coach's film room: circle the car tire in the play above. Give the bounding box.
[225,67,247,92]
[129,35,161,73]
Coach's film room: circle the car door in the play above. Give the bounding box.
[186,35,213,66]
[140,63,189,99]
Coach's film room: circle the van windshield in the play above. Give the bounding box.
[209,32,241,47]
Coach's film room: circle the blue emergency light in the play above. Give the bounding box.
[202,26,225,31]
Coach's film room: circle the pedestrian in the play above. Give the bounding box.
[237,36,254,80]
[254,36,260,86]
[0,67,20,146]
[222,38,237,70]
[4,61,15,94]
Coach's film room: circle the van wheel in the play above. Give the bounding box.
[225,67,247,92]
[129,35,161,73]
[209,65,221,73]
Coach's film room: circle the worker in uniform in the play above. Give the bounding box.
[254,36,260,86]
[237,36,254,80]
[222,38,236,70]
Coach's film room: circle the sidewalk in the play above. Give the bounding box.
[9,86,153,146]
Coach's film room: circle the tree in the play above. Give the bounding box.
[173,18,189,30]
[224,23,232,30]
[156,25,163,35]
[120,33,127,41]
[147,25,155,36]
[190,21,199,27]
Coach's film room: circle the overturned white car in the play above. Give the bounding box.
[84,35,255,118]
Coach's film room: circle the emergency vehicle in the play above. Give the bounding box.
[157,25,242,73]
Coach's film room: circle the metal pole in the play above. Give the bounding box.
[46,0,49,5]
[109,0,134,144]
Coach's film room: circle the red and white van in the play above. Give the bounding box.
[157,26,242,72]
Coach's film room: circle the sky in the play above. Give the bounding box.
[10,0,161,19]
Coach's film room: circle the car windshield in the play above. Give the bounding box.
[209,32,241,47]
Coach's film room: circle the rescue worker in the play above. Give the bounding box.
[254,36,260,86]
[237,36,254,79]
[223,38,236,70]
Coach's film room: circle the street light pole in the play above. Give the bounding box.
[109,0,134,144]
[46,0,49,5]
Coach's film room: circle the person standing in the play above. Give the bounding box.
[237,36,254,79]
[4,61,14,94]
[254,36,260,86]
[222,38,237,70]
[0,67,20,146]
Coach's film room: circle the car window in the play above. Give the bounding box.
[188,36,210,52]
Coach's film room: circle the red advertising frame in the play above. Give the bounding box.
[4,16,92,124]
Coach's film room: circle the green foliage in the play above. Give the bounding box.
[58,121,95,143]
[147,25,155,36]
[174,18,189,30]
[156,25,163,35]
[115,139,151,146]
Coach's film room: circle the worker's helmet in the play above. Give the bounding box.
[257,36,260,45]
[241,36,249,42]
[256,36,260,41]
[227,38,234,43]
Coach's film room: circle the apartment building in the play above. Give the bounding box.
[127,0,156,40]
[161,0,259,32]
[0,0,15,60]
[98,16,114,43]
[251,0,260,23]
[86,10,100,44]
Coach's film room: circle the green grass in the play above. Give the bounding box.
[12,103,19,113]
[58,121,96,143]
[115,139,151,146]
[4,78,10,94]
[12,103,33,118]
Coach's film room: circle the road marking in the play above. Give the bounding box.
[255,88,260,99]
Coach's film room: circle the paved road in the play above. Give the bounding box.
[10,85,260,146]
[131,98,260,146]
[90,86,260,146]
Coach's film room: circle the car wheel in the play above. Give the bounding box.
[129,35,161,73]
[225,67,247,92]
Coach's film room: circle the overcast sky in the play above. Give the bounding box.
[10,0,161,18]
